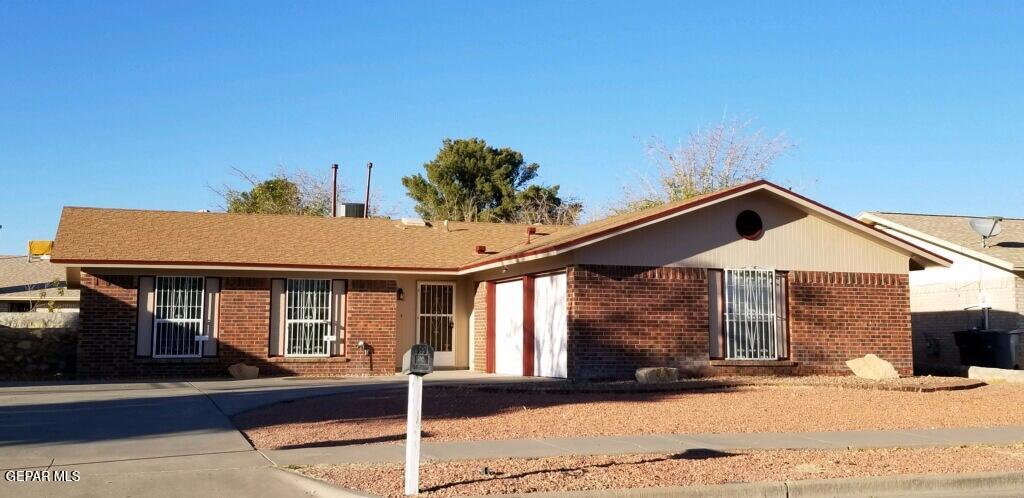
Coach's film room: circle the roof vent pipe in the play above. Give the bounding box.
[331,164,339,218]
[364,162,373,218]
[475,245,486,254]
[526,226,537,244]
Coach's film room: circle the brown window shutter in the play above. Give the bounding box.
[708,269,724,359]
[269,278,286,356]
[136,276,155,357]
[775,272,789,359]
[202,277,221,357]
[331,280,346,356]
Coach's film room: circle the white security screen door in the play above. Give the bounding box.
[494,279,524,375]
[418,282,455,366]
[153,276,206,358]
[286,279,333,357]
[533,273,568,378]
[724,268,780,360]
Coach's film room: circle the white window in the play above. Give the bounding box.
[286,279,332,357]
[153,276,206,358]
[724,268,785,360]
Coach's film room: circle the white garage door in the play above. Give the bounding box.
[533,273,568,378]
[494,279,524,376]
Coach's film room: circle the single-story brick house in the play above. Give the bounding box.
[52,180,948,379]
[858,212,1024,373]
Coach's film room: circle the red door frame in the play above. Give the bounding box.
[522,275,535,377]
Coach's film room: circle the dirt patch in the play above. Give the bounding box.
[235,380,1024,450]
[299,444,1024,497]
[449,375,984,394]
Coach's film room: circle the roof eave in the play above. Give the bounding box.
[858,212,1013,271]
[49,259,461,276]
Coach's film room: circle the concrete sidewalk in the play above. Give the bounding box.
[265,426,1024,466]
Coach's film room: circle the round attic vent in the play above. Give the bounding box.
[736,210,764,240]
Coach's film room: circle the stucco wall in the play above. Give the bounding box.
[873,230,1024,372]
[574,191,910,274]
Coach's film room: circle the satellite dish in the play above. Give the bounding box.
[969,217,1003,247]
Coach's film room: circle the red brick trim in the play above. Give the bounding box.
[485,281,496,373]
[522,275,535,377]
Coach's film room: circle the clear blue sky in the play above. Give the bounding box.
[2,1,1022,254]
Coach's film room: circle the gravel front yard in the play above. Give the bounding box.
[299,444,1024,497]
[235,379,1024,450]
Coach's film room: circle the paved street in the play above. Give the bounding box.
[3,373,1024,497]
[0,372,503,497]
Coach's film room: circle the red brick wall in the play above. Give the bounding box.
[78,273,138,378]
[472,281,487,372]
[565,265,913,379]
[76,272,398,378]
[567,265,709,380]
[343,279,397,375]
[789,271,912,375]
[218,277,272,365]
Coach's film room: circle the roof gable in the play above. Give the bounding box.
[462,181,951,272]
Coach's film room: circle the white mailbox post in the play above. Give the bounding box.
[402,344,433,495]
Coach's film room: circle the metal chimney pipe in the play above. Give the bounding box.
[364,162,373,218]
[331,164,339,218]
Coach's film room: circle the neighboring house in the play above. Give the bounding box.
[0,255,80,313]
[51,180,948,379]
[858,212,1024,372]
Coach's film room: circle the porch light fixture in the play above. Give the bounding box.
[397,288,405,301]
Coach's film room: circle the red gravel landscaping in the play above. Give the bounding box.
[234,378,1024,450]
[299,444,1024,497]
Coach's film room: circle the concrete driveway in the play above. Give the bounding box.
[0,371,509,497]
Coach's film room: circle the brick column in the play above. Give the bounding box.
[78,273,137,378]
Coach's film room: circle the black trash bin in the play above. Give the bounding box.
[953,329,1024,369]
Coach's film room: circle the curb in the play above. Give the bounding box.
[476,470,1024,497]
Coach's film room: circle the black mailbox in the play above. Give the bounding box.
[403,344,434,376]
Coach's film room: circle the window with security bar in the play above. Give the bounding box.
[153,276,206,358]
[286,279,333,357]
[723,268,787,360]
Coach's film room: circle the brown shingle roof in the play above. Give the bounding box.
[867,212,1024,269]
[51,208,569,271]
[52,180,950,273]
[464,186,738,269]
[0,256,79,301]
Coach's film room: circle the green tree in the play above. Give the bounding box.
[402,138,578,224]
[218,168,334,216]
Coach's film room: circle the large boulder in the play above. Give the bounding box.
[635,367,679,384]
[228,362,259,380]
[968,366,1024,384]
[846,354,900,380]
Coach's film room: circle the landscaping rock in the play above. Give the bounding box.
[635,367,679,384]
[846,354,900,380]
[228,362,259,380]
[967,366,1024,384]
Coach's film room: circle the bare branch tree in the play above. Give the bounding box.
[613,116,794,214]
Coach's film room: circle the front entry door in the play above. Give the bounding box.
[417,282,455,367]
